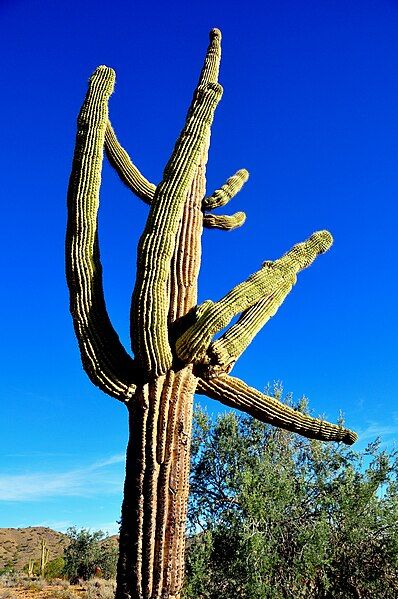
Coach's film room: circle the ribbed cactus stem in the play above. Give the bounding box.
[197,28,222,86]
[176,230,332,363]
[40,539,50,577]
[204,279,294,376]
[203,168,249,210]
[132,82,223,376]
[203,211,246,230]
[66,66,139,401]
[105,121,156,203]
[197,375,358,445]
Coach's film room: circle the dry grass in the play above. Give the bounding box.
[0,577,115,599]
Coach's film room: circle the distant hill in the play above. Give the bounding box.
[0,527,68,571]
[0,527,119,572]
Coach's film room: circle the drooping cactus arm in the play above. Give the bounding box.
[196,374,358,445]
[105,121,246,229]
[66,66,140,401]
[176,230,332,364]
[131,82,223,376]
[105,121,156,203]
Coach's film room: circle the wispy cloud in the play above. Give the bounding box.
[359,423,398,442]
[0,454,125,502]
[355,419,398,450]
[32,520,120,536]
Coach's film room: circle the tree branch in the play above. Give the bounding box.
[196,374,358,445]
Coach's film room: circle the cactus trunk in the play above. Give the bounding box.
[116,143,206,598]
[116,370,196,599]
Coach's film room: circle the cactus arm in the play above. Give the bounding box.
[66,66,140,402]
[202,280,294,377]
[131,84,223,376]
[104,128,248,224]
[104,126,245,231]
[176,230,332,363]
[203,211,246,230]
[104,121,156,203]
[196,374,358,445]
[202,168,249,210]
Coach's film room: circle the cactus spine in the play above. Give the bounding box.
[66,29,357,599]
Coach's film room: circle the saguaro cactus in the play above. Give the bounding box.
[66,30,357,599]
[40,539,50,578]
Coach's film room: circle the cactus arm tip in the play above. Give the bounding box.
[313,229,333,252]
[210,27,222,40]
[203,211,246,230]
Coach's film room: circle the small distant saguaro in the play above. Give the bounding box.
[66,29,357,599]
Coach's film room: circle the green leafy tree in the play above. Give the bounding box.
[43,556,65,580]
[184,392,398,599]
[63,528,117,582]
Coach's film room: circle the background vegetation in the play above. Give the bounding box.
[184,388,398,598]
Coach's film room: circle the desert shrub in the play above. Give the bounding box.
[0,564,15,578]
[22,578,45,591]
[63,528,117,582]
[85,578,116,599]
[184,399,398,598]
[0,590,18,599]
[44,557,65,580]
[0,573,20,588]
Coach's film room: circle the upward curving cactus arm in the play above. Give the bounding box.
[66,66,141,401]
[105,125,248,227]
[176,230,333,364]
[203,279,294,377]
[202,168,249,211]
[104,126,246,231]
[105,121,156,203]
[131,82,223,376]
[203,211,246,230]
[196,374,358,445]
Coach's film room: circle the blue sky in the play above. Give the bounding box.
[1,0,397,536]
